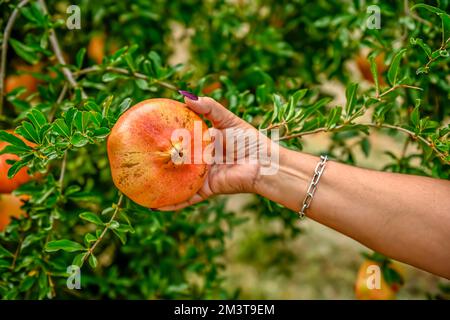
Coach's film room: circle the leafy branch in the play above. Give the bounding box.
[278,122,448,162]
[74,66,179,91]
[44,194,126,269]
[80,194,124,267]
[36,0,87,99]
[0,0,31,116]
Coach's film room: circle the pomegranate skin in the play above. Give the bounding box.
[107,98,210,208]
[0,194,28,231]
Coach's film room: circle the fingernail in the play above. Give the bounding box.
[178,90,198,101]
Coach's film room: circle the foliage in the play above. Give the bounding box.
[0,0,449,299]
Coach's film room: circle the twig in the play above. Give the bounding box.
[404,0,432,27]
[48,83,68,122]
[10,234,24,269]
[74,66,178,91]
[0,0,31,115]
[81,194,124,266]
[423,37,450,71]
[58,150,68,192]
[37,0,87,99]
[261,120,287,131]
[278,122,448,162]
[378,84,422,99]
[400,136,410,160]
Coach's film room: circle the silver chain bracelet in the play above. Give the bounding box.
[298,155,328,219]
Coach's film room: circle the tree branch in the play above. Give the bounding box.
[37,0,87,99]
[81,194,124,266]
[0,0,31,116]
[48,83,68,122]
[378,84,422,99]
[278,122,448,162]
[58,150,68,192]
[74,66,178,91]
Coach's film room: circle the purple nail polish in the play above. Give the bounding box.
[178,90,198,101]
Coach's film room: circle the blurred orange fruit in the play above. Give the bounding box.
[0,130,36,194]
[0,193,28,231]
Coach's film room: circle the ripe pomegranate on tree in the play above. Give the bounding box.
[5,63,42,98]
[354,259,404,300]
[87,33,119,64]
[107,98,211,208]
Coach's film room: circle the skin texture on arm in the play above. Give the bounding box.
[160,95,450,279]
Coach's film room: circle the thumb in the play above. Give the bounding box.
[182,95,240,129]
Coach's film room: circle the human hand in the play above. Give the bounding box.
[158,95,276,211]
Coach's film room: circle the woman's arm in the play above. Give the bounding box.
[255,148,450,279]
[166,94,450,279]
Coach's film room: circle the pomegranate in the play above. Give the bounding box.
[354,259,404,300]
[0,130,36,194]
[0,194,28,231]
[5,63,42,98]
[87,34,119,64]
[107,98,210,208]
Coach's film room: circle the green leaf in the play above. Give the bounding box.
[0,259,10,269]
[118,98,132,115]
[19,3,46,26]
[72,253,85,267]
[79,212,104,225]
[410,38,432,58]
[410,106,420,127]
[113,229,127,245]
[345,83,358,117]
[439,13,450,44]
[84,233,97,244]
[387,49,407,86]
[89,254,98,268]
[326,106,342,129]
[9,38,38,64]
[19,122,39,144]
[383,266,404,286]
[287,89,308,121]
[93,127,110,139]
[368,55,379,94]
[135,79,149,90]
[45,240,85,252]
[271,94,283,122]
[291,89,308,105]
[148,51,162,78]
[28,109,48,130]
[76,48,86,69]
[102,95,114,118]
[71,132,89,147]
[0,130,29,148]
[410,4,446,15]
[300,97,332,121]
[52,119,70,138]
[109,220,120,230]
[102,73,121,82]
[0,244,13,257]
[360,138,371,157]
[64,108,78,132]
[74,111,91,133]
[256,84,268,104]
[19,276,36,292]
